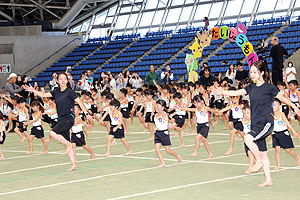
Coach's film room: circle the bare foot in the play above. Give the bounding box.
[244,169,251,174]
[296,156,300,166]
[125,150,132,155]
[224,149,233,155]
[222,127,227,130]
[20,137,25,143]
[158,164,167,167]
[179,144,185,148]
[90,153,95,159]
[46,139,50,143]
[250,161,264,173]
[258,181,273,188]
[41,151,48,154]
[207,153,213,159]
[190,131,195,134]
[104,153,110,157]
[189,152,198,157]
[112,141,117,145]
[26,151,33,155]
[274,166,281,170]
[64,144,72,155]
[177,155,182,163]
[0,157,4,160]
[66,165,77,172]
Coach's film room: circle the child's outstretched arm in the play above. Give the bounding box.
[282,113,299,138]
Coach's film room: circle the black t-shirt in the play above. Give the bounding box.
[199,75,213,86]
[270,44,288,71]
[244,82,278,126]
[235,70,249,81]
[50,87,78,119]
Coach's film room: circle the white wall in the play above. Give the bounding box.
[0,35,82,87]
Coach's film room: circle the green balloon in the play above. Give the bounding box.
[220,26,229,39]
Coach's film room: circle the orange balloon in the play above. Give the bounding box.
[211,27,220,40]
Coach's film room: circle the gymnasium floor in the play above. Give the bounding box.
[0,119,300,200]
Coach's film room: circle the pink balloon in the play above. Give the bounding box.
[247,53,258,66]
[228,28,238,42]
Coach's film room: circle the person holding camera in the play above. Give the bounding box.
[161,65,173,85]
[49,72,58,91]
[78,74,91,91]
[129,73,143,89]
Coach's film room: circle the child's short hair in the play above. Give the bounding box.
[81,90,92,98]
[173,92,182,99]
[156,99,166,108]
[144,89,154,96]
[136,88,143,93]
[188,82,195,88]
[101,91,108,97]
[242,104,250,111]
[192,95,204,103]
[277,81,286,87]
[169,87,177,94]
[109,99,120,109]
[274,98,281,105]
[228,87,236,91]
[31,100,44,112]
[288,80,298,86]
[106,93,115,100]
[212,77,219,84]
[120,88,128,96]
[126,83,132,89]
[74,104,81,111]
[91,88,97,93]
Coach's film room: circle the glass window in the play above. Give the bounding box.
[105,16,114,24]
[120,6,132,13]
[172,0,184,6]
[273,12,288,18]
[240,0,256,14]
[257,0,277,12]
[108,5,118,16]
[127,13,139,28]
[179,6,193,22]
[224,0,244,16]
[115,14,130,29]
[145,0,158,9]
[255,13,273,20]
[137,28,149,36]
[209,2,224,18]
[89,28,107,38]
[71,24,82,33]
[165,8,182,23]
[193,3,211,21]
[295,0,300,7]
[158,0,168,8]
[81,20,91,32]
[275,0,291,10]
[94,11,107,25]
[140,11,155,26]
[185,0,195,4]
[152,10,165,25]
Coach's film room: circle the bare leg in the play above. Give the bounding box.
[274,146,281,170]
[245,151,256,174]
[130,110,134,124]
[285,149,300,166]
[201,136,213,158]
[147,123,154,140]
[257,151,272,187]
[244,135,264,173]
[225,129,236,155]
[0,145,4,160]
[49,131,72,155]
[67,144,77,171]
[104,135,114,157]
[72,143,77,163]
[175,127,185,147]
[27,135,34,154]
[83,126,90,140]
[190,115,195,134]
[120,138,132,155]
[165,146,182,163]
[222,113,228,130]
[83,145,95,159]
[123,119,129,134]
[155,143,166,167]
[41,138,48,154]
[189,134,201,157]
[14,128,25,143]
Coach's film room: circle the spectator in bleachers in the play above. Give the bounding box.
[66,73,75,90]
[16,75,23,86]
[78,74,91,91]
[161,64,173,85]
[92,78,100,91]
[19,75,30,100]
[5,73,24,97]
[225,64,236,83]
[199,62,208,77]
[116,72,125,89]
[99,72,105,88]
[285,61,297,83]
[270,37,288,86]
[86,70,94,84]
[199,67,213,86]
[146,65,159,91]
[49,72,58,91]
[235,62,249,86]
[204,17,209,31]
[109,73,117,90]
[123,70,132,87]
[129,73,143,89]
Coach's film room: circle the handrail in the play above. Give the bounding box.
[22,37,82,75]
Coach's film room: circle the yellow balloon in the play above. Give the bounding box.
[188,71,198,83]
[242,42,253,56]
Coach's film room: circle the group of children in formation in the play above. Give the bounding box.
[0,76,299,172]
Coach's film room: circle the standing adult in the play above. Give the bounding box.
[146,65,159,91]
[270,37,288,86]
[129,73,143,89]
[285,61,297,83]
[86,70,94,85]
[49,72,58,91]
[235,62,249,86]
[160,65,173,85]
[199,67,213,86]
[23,73,92,171]
[225,64,236,81]
[211,61,300,187]
[5,73,24,97]
[203,17,209,31]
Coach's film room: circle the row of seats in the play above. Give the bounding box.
[80,42,103,47]
[157,43,186,49]
[277,32,300,38]
[124,46,152,52]
[52,61,76,67]
[131,40,158,47]
[102,62,130,68]
[109,39,133,44]
[248,35,268,41]
[115,33,140,40]
[86,36,111,43]
[80,59,105,65]
[59,56,83,61]
[73,46,97,52]
[73,64,98,70]
[247,29,275,35]
[135,60,164,66]
[280,37,300,43]
[87,54,112,59]
[146,30,172,37]
[164,37,193,44]
[110,57,137,62]
[95,68,123,73]
[217,49,243,55]
[209,54,244,61]
[45,66,67,72]
[94,49,119,54]
[150,48,179,54]
[128,66,157,72]
[118,51,144,57]
[66,51,90,56]
[282,26,300,32]
[247,23,282,30]
[177,27,201,33]
[138,36,165,41]
[252,16,290,25]
[101,43,127,49]
[142,54,172,60]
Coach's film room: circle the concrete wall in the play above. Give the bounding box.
[283,48,300,81]
[0,35,82,87]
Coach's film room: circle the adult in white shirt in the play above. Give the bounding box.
[225,64,236,80]
[109,73,117,90]
[285,61,296,83]
[129,73,143,88]
[78,74,91,91]
[160,65,173,85]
